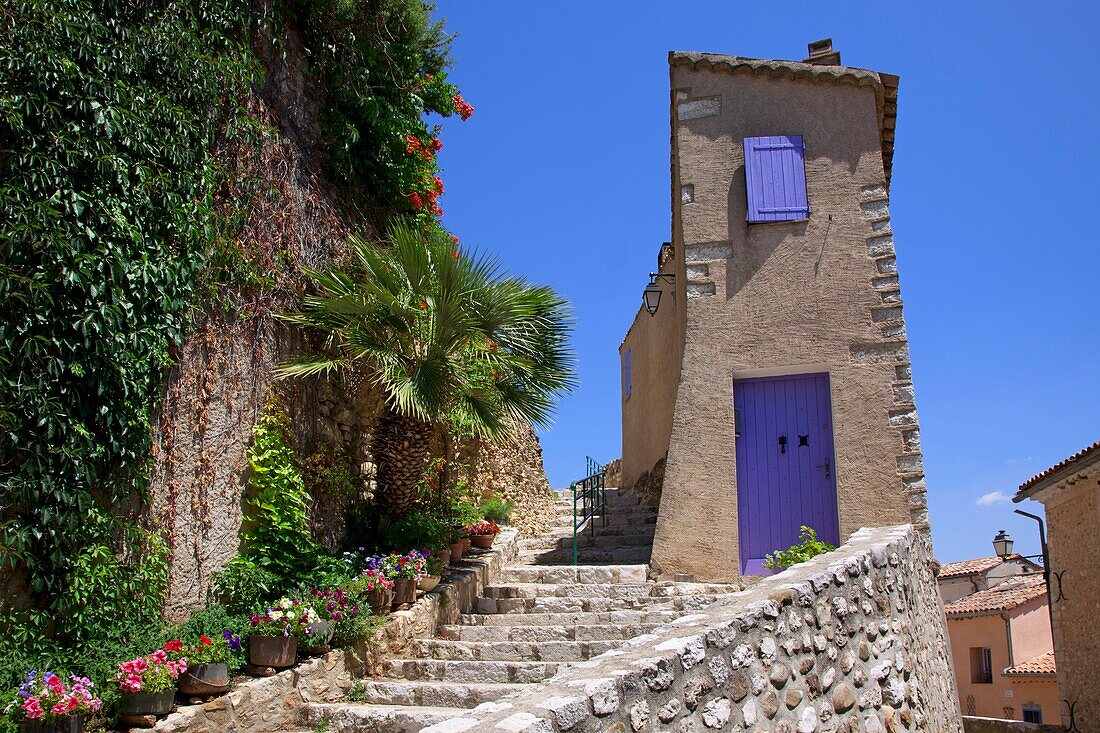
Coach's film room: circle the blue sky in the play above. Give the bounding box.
[430,2,1100,563]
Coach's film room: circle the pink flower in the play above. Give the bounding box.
[151,649,168,664]
[22,697,44,719]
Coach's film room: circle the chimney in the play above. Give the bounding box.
[804,38,841,66]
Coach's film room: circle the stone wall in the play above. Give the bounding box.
[420,525,961,733]
[462,423,557,537]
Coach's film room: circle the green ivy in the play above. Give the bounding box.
[0,0,253,675]
[762,526,837,570]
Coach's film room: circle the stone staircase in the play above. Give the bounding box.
[298,488,739,732]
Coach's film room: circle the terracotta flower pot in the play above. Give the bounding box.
[307,620,335,646]
[449,540,464,562]
[20,716,84,733]
[418,575,441,592]
[470,533,496,549]
[366,587,393,615]
[248,634,297,668]
[178,662,229,697]
[459,537,470,554]
[121,688,176,717]
[392,578,416,607]
[433,548,451,566]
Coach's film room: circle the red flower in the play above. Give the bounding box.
[430,201,443,216]
[405,134,420,154]
[434,176,444,193]
[164,639,184,652]
[419,301,428,310]
[452,94,474,121]
[408,192,423,209]
[430,137,443,152]
[450,248,459,262]
[199,634,212,646]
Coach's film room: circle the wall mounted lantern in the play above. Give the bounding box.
[643,273,675,316]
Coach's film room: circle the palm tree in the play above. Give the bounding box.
[276,224,577,517]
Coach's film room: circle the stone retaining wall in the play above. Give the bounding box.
[423,525,960,733]
[148,529,519,733]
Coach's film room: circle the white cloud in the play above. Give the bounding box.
[976,491,1011,507]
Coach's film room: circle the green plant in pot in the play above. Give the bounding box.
[2,672,102,733]
[307,588,362,651]
[116,651,186,717]
[481,495,513,526]
[174,633,238,698]
[417,554,445,593]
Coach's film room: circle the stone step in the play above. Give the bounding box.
[388,658,560,684]
[518,530,656,552]
[411,638,620,662]
[459,608,681,627]
[438,622,665,643]
[482,581,735,600]
[501,564,649,584]
[474,593,717,614]
[517,545,653,565]
[302,702,465,733]
[353,680,529,708]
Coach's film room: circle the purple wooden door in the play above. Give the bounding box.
[734,373,839,575]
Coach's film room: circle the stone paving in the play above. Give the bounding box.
[295,488,745,732]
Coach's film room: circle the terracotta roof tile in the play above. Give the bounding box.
[1016,439,1100,498]
[938,555,1009,579]
[944,575,1047,618]
[1004,651,1056,677]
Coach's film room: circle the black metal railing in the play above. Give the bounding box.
[570,456,606,565]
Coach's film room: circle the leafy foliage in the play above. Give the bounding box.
[0,0,254,669]
[762,526,837,570]
[279,0,463,217]
[480,495,513,523]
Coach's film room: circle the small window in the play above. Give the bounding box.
[622,348,632,400]
[1022,705,1043,724]
[744,135,809,223]
[970,647,993,684]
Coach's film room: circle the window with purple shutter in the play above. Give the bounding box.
[744,135,810,223]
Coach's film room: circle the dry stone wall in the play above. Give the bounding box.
[460,423,557,537]
[422,525,960,733]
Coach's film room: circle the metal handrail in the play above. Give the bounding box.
[571,456,607,565]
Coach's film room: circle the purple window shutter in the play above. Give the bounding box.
[744,135,809,223]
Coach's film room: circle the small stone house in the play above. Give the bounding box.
[619,41,928,581]
[1014,438,1100,731]
[937,554,1042,605]
[943,575,1058,724]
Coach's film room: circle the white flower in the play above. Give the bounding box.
[279,598,292,610]
[286,611,295,619]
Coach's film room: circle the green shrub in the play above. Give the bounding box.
[762,526,836,570]
[481,495,513,523]
[378,510,452,552]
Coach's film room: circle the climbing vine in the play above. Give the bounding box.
[0,0,255,673]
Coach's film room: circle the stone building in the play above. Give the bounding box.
[943,574,1058,724]
[938,554,1042,605]
[1014,438,1100,731]
[620,40,928,581]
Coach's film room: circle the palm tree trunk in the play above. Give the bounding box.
[374,410,434,518]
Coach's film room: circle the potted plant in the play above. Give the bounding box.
[448,523,466,562]
[466,520,501,549]
[417,552,445,592]
[375,551,424,607]
[3,672,102,733]
[174,633,238,697]
[248,598,319,668]
[481,495,513,527]
[307,587,361,650]
[357,568,395,615]
[116,650,187,717]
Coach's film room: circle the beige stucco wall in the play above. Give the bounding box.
[1034,465,1100,731]
[947,600,1057,723]
[619,261,682,491]
[649,56,927,581]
